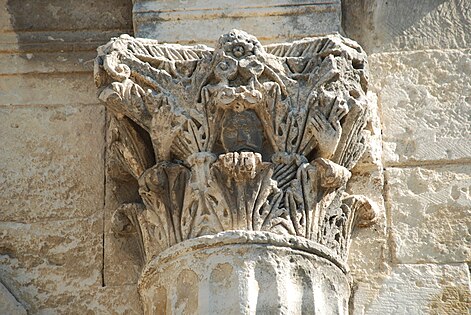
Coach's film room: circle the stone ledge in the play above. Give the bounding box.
[0,30,132,53]
[133,0,341,43]
[0,51,96,75]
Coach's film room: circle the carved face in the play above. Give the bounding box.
[221,110,263,153]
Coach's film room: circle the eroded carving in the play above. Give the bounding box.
[95,30,377,265]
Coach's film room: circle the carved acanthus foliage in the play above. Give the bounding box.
[95,30,377,264]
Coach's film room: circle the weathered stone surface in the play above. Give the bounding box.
[140,231,350,315]
[0,105,104,222]
[370,49,471,164]
[0,216,102,313]
[386,165,471,264]
[95,30,376,266]
[0,74,99,106]
[0,0,132,32]
[0,0,133,53]
[133,0,341,44]
[2,0,468,313]
[0,281,26,315]
[347,169,389,281]
[353,92,383,171]
[36,285,143,315]
[0,51,96,75]
[95,29,379,314]
[351,263,471,315]
[0,30,132,53]
[343,0,471,53]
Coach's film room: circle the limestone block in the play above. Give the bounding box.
[0,215,102,313]
[103,223,142,285]
[133,0,341,44]
[0,30,131,53]
[343,0,471,53]
[347,170,390,281]
[36,285,143,314]
[370,49,471,164]
[103,130,143,285]
[0,73,99,106]
[351,263,471,315]
[386,165,471,264]
[0,0,132,32]
[0,51,96,75]
[353,92,383,170]
[0,0,132,53]
[0,281,26,315]
[0,105,104,222]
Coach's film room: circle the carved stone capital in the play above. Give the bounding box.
[95,30,376,312]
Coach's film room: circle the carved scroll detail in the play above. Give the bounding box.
[95,30,376,265]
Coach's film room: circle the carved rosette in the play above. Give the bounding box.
[95,30,377,313]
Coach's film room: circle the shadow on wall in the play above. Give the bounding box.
[5,0,133,54]
[342,0,449,52]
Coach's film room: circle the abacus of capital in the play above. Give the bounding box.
[95,29,377,314]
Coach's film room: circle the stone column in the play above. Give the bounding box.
[95,29,377,314]
[139,231,350,314]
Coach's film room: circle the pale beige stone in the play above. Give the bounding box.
[343,0,471,53]
[0,0,132,32]
[0,281,26,315]
[0,51,96,75]
[140,231,351,315]
[133,0,341,44]
[0,74,99,106]
[353,92,383,170]
[0,30,132,53]
[370,49,471,164]
[352,263,471,315]
[104,227,142,285]
[35,285,142,314]
[0,215,102,313]
[95,29,378,314]
[1,0,468,313]
[95,31,377,271]
[347,169,390,282]
[386,165,471,264]
[0,105,104,222]
[0,0,132,53]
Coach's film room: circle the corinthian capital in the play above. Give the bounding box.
[95,29,375,266]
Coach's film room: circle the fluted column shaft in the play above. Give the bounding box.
[139,231,350,315]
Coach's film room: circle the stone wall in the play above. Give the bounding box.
[0,0,469,314]
[344,0,471,314]
[0,0,142,313]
